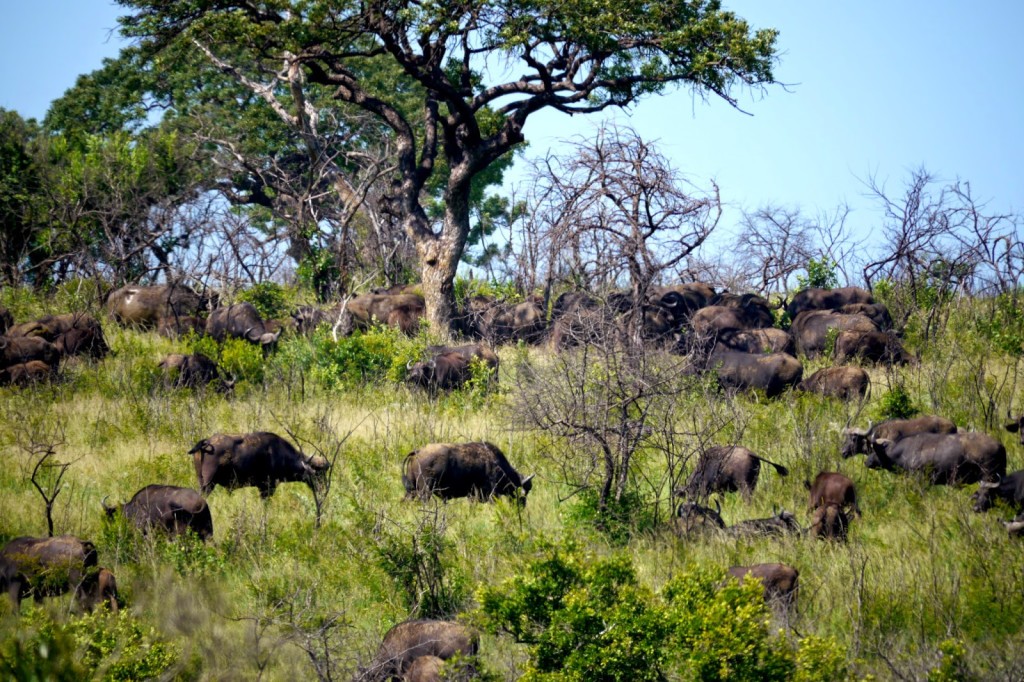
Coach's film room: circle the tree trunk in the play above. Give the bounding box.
[414,173,472,337]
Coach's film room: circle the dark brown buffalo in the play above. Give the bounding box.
[469,298,547,345]
[841,415,958,459]
[403,656,444,682]
[790,310,878,357]
[0,306,12,335]
[0,535,117,612]
[548,305,609,350]
[683,445,789,499]
[797,366,869,400]
[1005,513,1024,537]
[188,432,330,498]
[206,302,281,346]
[106,283,206,328]
[290,306,329,335]
[703,348,803,398]
[972,470,1024,513]
[362,619,479,682]
[719,328,795,355]
[690,303,772,339]
[8,313,108,359]
[786,286,873,319]
[0,360,54,387]
[805,472,859,516]
[838,302,893,330]
[866,431,1006,484]
[158,353,225,390]
[403,442,534,504]
[348,293,426,333]
[0,335,60,370]
[834,330,910,365]
[725,510,801,537]
[103,484,214,540]
[157,314,206,338]
[726,563,799,605]
[407,344,499,391]
[672,501,726,536]
[1004,415,1024,445]
[809,503,850,542]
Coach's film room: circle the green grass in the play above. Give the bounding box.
[2,291,1024,679]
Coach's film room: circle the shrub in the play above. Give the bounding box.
[974,292,1024,356]
[218,337,266,385]
[876,383,917,420]
[796,258,839,291]
[236,281,290,320]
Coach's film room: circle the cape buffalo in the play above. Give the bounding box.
[347,292,426,333]
[704,348,803,398]
[157,314,206,338]
[838,302,893,330]
[0,335,60,370]
[790,310,879,357]
[866,431,1006,484]
[158,353,226,390]
[361,619,479,682]
[809,503,850,542]
[972,470,1024,513]
[402,442,534,504]
[726,509,801,537]
[188,432,330,498]
[106,283,206,328]
[841,415,958,459]
[726,563,799,605]
[206,302,281,346]
[0,535,116,612]
[1005,513,1024,537]
[11,313,110,360]
[797,366,869,400]
[683,445,790,499]
[407,344,499,391]
[834,330,910,365]
[719,328,795,355]
[0,360,54,387]
[1005,415,1024,445]
[690,303,772,339]
[0,306,11,335]
[103,484,214,540]
[672,501,726,536]
[786,286,873,320]
[480,299,547,345]
[805,472,859,516]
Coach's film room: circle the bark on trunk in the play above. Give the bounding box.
[414,172,472,338]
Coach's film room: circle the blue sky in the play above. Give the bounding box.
[2,1,1022,249]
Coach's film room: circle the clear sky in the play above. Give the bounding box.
[1,1,1022,249]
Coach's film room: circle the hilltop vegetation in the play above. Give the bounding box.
[2,280,1024,680]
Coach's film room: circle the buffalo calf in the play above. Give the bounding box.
[362,619,478,682]
[726,563,799,606]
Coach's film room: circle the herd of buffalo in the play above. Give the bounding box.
[2,280,1023,679]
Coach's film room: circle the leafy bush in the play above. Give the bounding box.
[236,281,291,320]
[876,383,917,420]
[218,337,266,385]
[974,292,1024,356]
[796,258,839,291]
[564,488,657,545]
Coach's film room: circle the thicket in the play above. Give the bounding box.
[2,283,1024,680]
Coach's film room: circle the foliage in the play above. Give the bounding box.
[928,639,975,682]
[218,337,267,385]
[875,383,918,420]
[564,488,657,545]
[796,257,839,291]
[0,608,181,682]
[236,281,291,321]
[975,292,1024,356]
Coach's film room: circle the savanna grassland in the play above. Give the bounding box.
[3,282,1024,681]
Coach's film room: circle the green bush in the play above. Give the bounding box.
[875,383,917,420]
[974,292,1024,356]
[796,258,839,291]
[236,281,291,320]
[564,488,657,545]
[218,337,266,384]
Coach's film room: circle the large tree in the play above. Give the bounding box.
[118,0,778,334]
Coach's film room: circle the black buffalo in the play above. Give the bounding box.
[790,310,878,357]
[719,328,795,355]
[865,431,1006,484]
[725,509,801,537]
[701,348,803,398]
[158,353,227,390]
[972,470,1024,513]
[683,445,790,499]
[841,415,958,460]
[838,302,893,330]
[1005,513,1024,537]
[1,535,117,612]
[103,484,214,540]
[786,286,873,320]
[361,619,479,682]
[347,292,425,334]
[797,366,870,400]
[402,441,534,504]
[726,563,799,605]
[407,344,499,391]
[157,314,206,338]
[206,302,281,346]
[188,432,330,498]
[1005,415,1024,445]
[0,306,11,335]
[834,330,910,365]
[672,501,726,536]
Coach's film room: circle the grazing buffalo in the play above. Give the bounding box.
[158,353,226,390]
[791,310,879,357]
[347,293,426,334]
[0,535,117,612]
[672,501,726,536]
[809,504,851,542]
[106,283,207,328]
[841,416,958,460]
[690,301,773,339]
[1005,416,1024,445]
[0,306,11,335]
[703,348,803,398]
[866,431,1006,484]
[786,286,873,320]
[838,302,893,330]
[157,314,206,338]
[683,445,789,499]
[478,299,547,345]
[402,442,534,504]
[972,471,1024,513]
[1005,514,1024,537]
[0,360,54,387]
[188,432,330,498]
[290,306,329,335]
[206,302,281,346]
[361,619,479,682]
[834,330,910,365]
[719,328,795,355]
[103,484,214,540]
[726,510,801,537]
[798,366,869,400]
[6,313,108,359]
[407,344,499,391]
[805,472,859,516]
[726,563,799,605]
[0,335,60,370]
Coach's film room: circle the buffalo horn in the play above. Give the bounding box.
[101,495,115,512]
[407,359,415,370]
[520,474,535,486]
[978,479,1001,489]
[714,498,721,515]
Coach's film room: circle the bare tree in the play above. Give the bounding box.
[8,399,78,537]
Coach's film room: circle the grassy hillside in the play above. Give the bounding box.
[2,286,1024,680]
